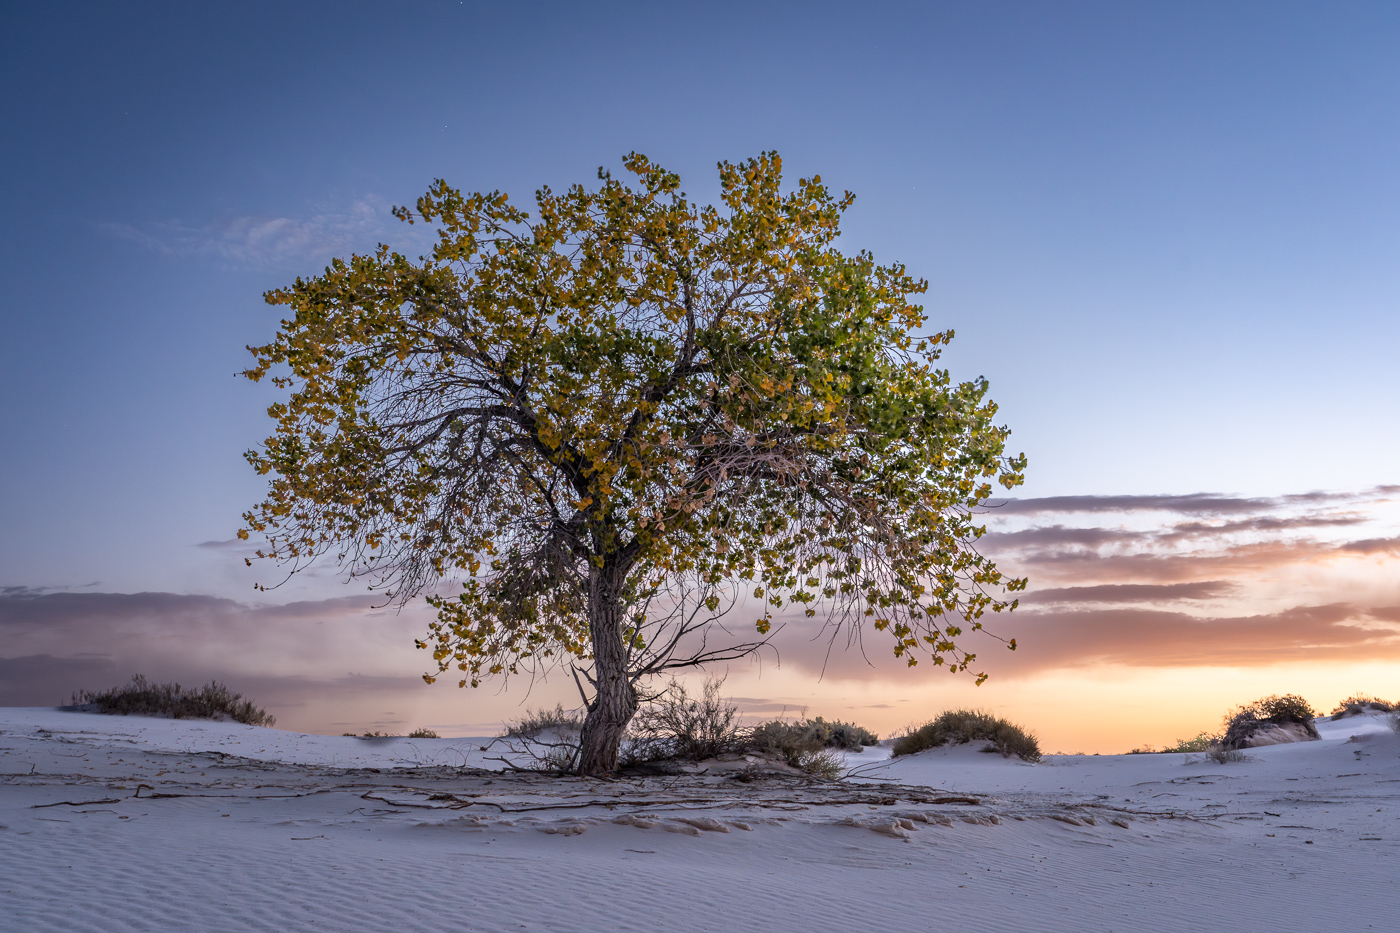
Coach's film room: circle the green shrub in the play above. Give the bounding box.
[1162,731,1218,753]
[1220,694,1318,749]
[504,704,585,738]
[891,709,1040,762]
[407,727,439,739]
[71,675,275,727]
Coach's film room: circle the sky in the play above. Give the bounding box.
[2,1,1398,751]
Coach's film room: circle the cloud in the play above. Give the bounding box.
[1019,581,1238,605]
[0,654,122,707]
[985,487,1390,517]
[986,493,1280,516]
[1006,540,1338,584]
[765,601,1400,682]
[1339,537,1400,556]
[0,590,381,629]
[97,196,424,269]
[985,525,1139,549]
[985,603,1400,673]
[0,589,429,709]
[984,515,1371,559]
[5,485,1397,727]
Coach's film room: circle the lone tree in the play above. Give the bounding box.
[242,153,1027,774]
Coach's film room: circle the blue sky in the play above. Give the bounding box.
[2,2,1398,743]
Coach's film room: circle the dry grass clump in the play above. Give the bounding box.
[628,678,741,761]
[1205,746,1248,763]
[624,677,873,779]
[1329,694,1394,719]
[407,728,439,738]
[1220,694,1318,749]
[504,704,585,738]
[891,709,1041,762]
[70,675,275,727]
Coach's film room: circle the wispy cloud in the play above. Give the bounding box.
[97,196,423,268]
[1018,581,1238,605]
[754,484,1400,681]
[766,601,1400,681]
[985,486,1392,517]
[0,589,425,707]
[1340,537,1400,555]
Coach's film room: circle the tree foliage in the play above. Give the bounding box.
[242,152,1026,772]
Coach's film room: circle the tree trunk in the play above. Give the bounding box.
[576,562,638,775]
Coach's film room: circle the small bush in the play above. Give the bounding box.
[744,719,825,765]
[504,704,584,738]
[622,679,868,778]
[1329,694,1393,719]
[71,675,275,727]
[1162,732,1218,754]
[628,677,740,761]
[407,727,439,739]
[744,716,878,765]
[794,748,846,780]
[891,709,1041,762]
[1220,694,1318,749]
[802,717,880,750]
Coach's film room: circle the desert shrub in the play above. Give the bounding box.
[1329,694,1394,719]
[627,677,741,761]
[1162,732,1218,754]
[71,675,275,727]
[407,727,439,739]
[802,717,879,750]
[623,680,867,778]
[794,748,846,780]
[744,717,878,763]
[1220,694,1318,749]
[891,709,1041,762]
[744,719,826,765]
[504,704,585,738]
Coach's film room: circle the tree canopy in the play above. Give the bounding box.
[242,152,1027,773]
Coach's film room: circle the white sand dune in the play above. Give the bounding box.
[2,707,1396,932]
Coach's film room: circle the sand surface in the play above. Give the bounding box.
[2,707,1397,932]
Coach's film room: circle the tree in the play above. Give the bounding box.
[241,152,1027,775]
